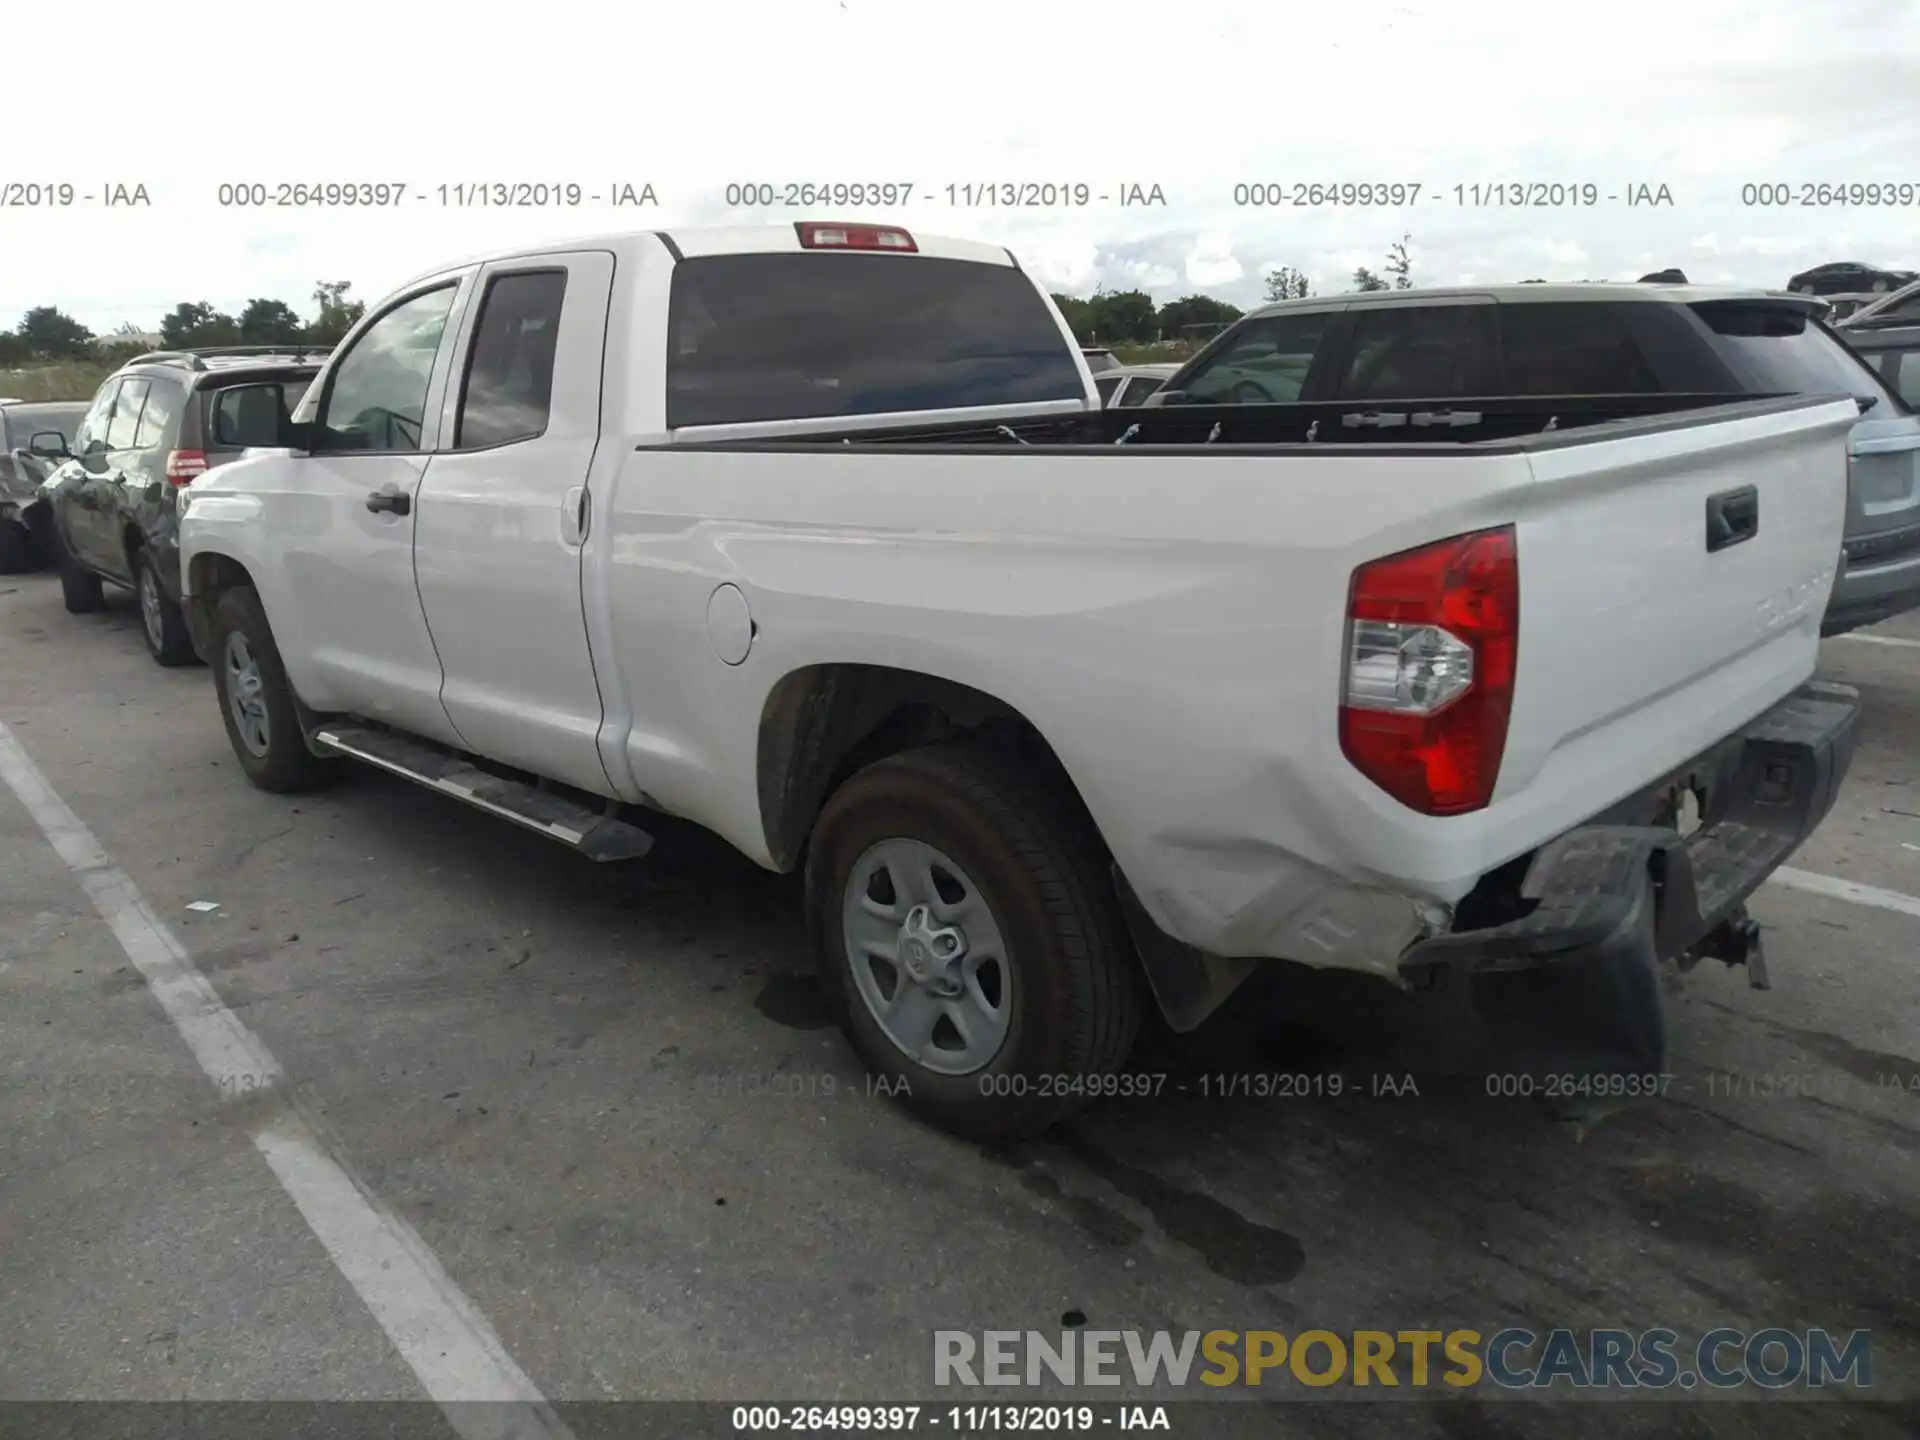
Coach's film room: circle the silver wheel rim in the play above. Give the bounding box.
[139,566,164,649]
[224,632,270,757]
[842,838,1012,1076]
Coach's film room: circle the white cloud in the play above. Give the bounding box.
[2,0,1917,328]
[1185,234,1245,289]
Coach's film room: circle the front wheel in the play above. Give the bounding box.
[209,585,336,793]
[806,742,1144,1142]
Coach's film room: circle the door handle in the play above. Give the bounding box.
[366,486,411,516]
[1705,485,1758,552]
[1410,409,1483,428]
[1341,411,1409,429]
[561,485,589,544]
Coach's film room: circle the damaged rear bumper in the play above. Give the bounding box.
[1398,680,1861,1080]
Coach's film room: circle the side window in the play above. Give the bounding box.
[1095,375,1124,403]
[1181,314,1333,404]
[454,270,568,449]
[1893,351,1920,409]
[313,285,459,453]
[1499,303,1661,394]
[1337,305,1500,400]
[1123,377,1165,405]
[132,377,186,448]
[76,381,121,453]
[106,379,151,450]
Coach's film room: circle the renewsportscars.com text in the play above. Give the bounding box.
[934,1327,1873,1391]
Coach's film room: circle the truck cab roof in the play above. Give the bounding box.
[397,225,1018,290]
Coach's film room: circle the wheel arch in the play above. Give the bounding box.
[754,663,1094,876]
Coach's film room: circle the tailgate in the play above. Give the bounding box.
[1485,396,1858,840]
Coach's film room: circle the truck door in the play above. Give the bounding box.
[280,276,473,746]
[410,253,616,796]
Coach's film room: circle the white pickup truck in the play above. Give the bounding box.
[179,221,1863,1139]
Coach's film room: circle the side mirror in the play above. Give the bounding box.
[1150,389,1188,407]
[28,430,70,459]
[211,383,303,449]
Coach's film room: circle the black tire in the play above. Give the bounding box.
[58,542,104,612]
[0,520,31,574]
[209,585,335,793]
[805,741,1144,1142]
[134,549,198,667]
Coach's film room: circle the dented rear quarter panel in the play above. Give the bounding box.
[588,397,1856,971]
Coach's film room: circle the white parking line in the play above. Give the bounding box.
[1771,866,1920,920]
[0,724,574,1440]
[1834,632,1920,649]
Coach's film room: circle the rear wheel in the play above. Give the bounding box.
[806,742,1144,1142]
[135,550,197,666]
[58,541,104,613]
[209,585,335,792]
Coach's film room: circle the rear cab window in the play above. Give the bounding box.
[664,253,1085,428]
[1692,301,1910,418]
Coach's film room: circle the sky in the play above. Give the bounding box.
[3,0,1918,332]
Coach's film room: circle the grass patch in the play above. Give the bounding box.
[1109,341,1198,365]
[2,361,114,402]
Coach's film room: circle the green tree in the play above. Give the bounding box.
[1086,288,1158,343]
[1351,267,1389,292]
[1051,293,1095,344]
[1263,266,1312,301]
[1385,235,1413,290]
[0,329,25,366]
[307,281,365,345]
[239,298,306,345]
[15,306,95,360]
[160,301,241,348]
[1156,294,1243,339]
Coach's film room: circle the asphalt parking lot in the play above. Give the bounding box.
[3,567,1919,1439]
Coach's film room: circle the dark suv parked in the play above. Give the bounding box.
[42,347,323,663]
[0,399,88,571]
[1150,284,1920,635]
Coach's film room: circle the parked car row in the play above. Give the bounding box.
[29,346,324,661]
[11,223,1872,1143]
[1145,281,1920,635]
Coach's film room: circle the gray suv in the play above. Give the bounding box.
[41,347,323,663]
[1153,285,1920,635]
[0,399,88,571]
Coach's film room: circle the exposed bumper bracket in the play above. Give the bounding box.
[1399,680,1861,1081]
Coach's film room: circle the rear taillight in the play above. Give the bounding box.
[1338,525,1519,815]
[165,450,207,485]
[795,221,917,252]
